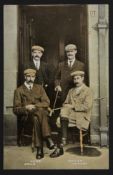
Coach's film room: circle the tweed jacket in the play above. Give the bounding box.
[13,84,50,116]
[55,59,85,103]
[60,84,93,130]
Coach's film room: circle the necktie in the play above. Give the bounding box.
[69,61,72,67]
[29,85,32,90]
[36,62,39,70]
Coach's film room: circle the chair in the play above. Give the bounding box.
[6,106,34,148]
[17,115,33,147]
[56,116,90,155]
[72,125,91,155]
[79,128,90,154]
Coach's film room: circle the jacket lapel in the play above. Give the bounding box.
[72,84,86,97]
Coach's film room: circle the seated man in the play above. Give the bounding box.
[60,70,93,145]
[13,68,63,159]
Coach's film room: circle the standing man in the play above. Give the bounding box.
[13,68,63,159]
[28,45,49,89]
[60,71,93,145]
[55,44,85,104]
[28,45,55,106]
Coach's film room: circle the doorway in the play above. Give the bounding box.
[18,4,89,137]
[18,5,88,86]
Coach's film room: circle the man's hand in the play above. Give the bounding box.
[63,104,74,109]
[55,85,62,92]
[25,104,36,111]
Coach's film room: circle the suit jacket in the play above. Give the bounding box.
[27,61,49,86]
[61,84,93,130]
[55,59,85,103]
[13,84,51,146]
[13,84,50,116]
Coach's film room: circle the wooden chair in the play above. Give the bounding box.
[79,129,89,155]
[14,112,35,152]
[68,125,90,155]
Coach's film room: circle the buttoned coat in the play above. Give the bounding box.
[28,61,49,86]
[60,84,93,130]
[55,59,85,103]
[27,61,57,106]
[13,84,51,147]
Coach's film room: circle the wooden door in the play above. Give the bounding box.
[18,5,88,86]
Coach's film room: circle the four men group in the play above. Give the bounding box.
[13,43,93,159]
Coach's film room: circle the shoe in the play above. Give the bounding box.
[50,147,64,158]
[36,147,44,159]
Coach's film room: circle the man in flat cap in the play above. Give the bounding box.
[13,68,63,159]
[55,44,86,104]
[27,45,49,92]
[58,70,93,145]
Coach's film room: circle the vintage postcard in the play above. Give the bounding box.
[3,4,109,170]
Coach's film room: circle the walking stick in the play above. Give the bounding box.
[49,89,59,117]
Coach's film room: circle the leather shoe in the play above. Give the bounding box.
[36,147,44,159]
[50,147,64,158]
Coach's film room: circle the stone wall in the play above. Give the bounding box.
[88,5,109,145]
[4,5,18,144]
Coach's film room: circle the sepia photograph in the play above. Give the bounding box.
[3,4,109,169]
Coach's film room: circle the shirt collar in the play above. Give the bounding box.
[33,58,40,64]
[74,83,85,94]
[68,58,75,66]
[33,58,40,69]
[24,81,33,90]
